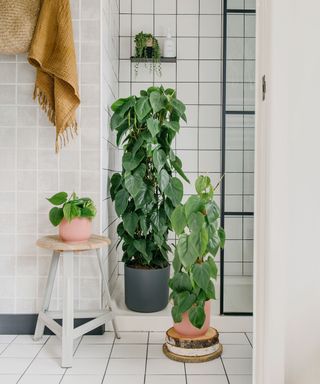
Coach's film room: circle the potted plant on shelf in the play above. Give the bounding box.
[110,85,189,313]
[47,192,97,243]
[169,175,225,337]
[133,31,161,76]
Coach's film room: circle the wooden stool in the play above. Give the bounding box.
[34,235,120,367]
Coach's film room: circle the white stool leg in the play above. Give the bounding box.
[96,249,120,339]
[34,251,60,341]
[61,251,74,367]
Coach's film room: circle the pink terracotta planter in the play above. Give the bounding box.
[59,217,92,243]
[174,300,211,337]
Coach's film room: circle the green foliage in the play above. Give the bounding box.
[134,32,161,76]
[47,192,96,227]
[169,176,225,329]
[110,86,189,269]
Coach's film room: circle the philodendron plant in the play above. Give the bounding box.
[110,86,189,269]
[47,192,96,226]
[169,176,225,329]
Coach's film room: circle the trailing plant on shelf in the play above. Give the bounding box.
[169,175,225,330]
[134,31,161,76]
[109,85,189,312]
[47,192,96,226]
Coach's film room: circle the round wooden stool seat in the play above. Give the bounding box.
[36,235,111,252]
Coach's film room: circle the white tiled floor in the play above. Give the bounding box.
[0,332,253,383]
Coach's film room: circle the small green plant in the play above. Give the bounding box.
[110,86,189,269]
[169,176,225,329]
[47,192,96,226]
[134,31,161,76]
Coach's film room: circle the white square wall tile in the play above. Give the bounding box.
[120,0,131,13]
[177,15,199,37]
[155,15,176,37]
[200,0,222,14]
[200,15,221,37]
[177,0,199,14]
[155,63,176,82]
[177,38,198,59]
[154,0,176,14]
[200,38,221,59]
[176,150,198,172]
[177,61,198,82]
[177,83,198,104]
[200,60,221,82]
[132,14,153,36]
[176,128,198,150]
[199,150,221,172]
[199,105,221,127]
[120,14,131,36]
[199,83,221,105]
[132,0,153,14]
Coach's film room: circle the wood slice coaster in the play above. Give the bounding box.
[163,327,222,363]
[165,327,219,349]
[163,343,223,363]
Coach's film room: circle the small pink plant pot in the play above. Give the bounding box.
[59,217,92,243]
[173,300,211,337]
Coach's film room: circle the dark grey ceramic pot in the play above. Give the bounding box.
[124,264,170,313]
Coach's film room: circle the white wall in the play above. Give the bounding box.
[0,0,119,314]
[255,0,320,383]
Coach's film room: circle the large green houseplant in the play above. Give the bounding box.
[110,86,189,312]
[169,175,225,336]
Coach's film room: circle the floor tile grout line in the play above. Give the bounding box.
[184,360,188,384]
[16,336,52,383]
[100,333,117,384]
[143,331,150,384]
[58,334,84,383]
[220,355,231,384]
[244,332,253,347]
[0,335,19,356]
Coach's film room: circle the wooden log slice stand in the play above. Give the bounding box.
[163,327,223,363]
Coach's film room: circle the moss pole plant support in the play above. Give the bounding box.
[134,32,161,76]
[170,176,225,329]
[110,86,189,312]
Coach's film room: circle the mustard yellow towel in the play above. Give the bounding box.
[28,0,80,152]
